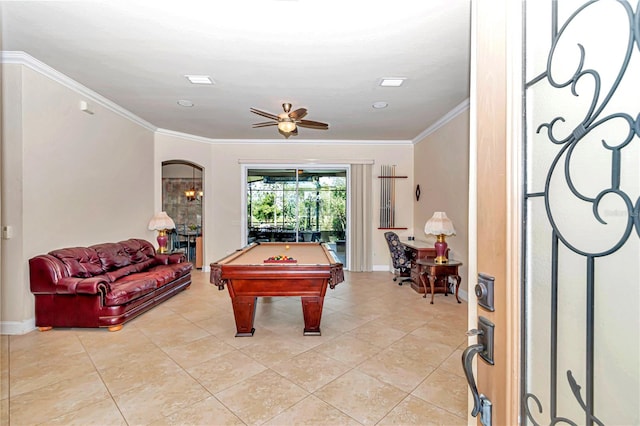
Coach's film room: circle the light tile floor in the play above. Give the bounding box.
[0,271,468,425]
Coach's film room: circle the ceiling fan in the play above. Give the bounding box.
[250,103,329,138]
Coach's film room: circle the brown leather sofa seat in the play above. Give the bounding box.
[29,238,192,331]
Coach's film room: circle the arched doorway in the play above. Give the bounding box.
[161,160,204,268]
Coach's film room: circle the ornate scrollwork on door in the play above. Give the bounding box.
[523,1,639,425]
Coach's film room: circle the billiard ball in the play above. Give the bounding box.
[285,245,290,250]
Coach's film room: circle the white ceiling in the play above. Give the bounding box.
[1,0,471,142]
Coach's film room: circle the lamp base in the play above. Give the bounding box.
[156,229,169,254]
[434,234,448,264]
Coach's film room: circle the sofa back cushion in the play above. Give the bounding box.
[48,247,104,278]
[121,239,155,262]
[46,239,158,280]
[91,242,131,271]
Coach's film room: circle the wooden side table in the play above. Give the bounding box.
[415,259,463,304]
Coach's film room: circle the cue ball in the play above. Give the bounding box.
[285,245,290,249]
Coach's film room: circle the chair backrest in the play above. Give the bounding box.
[384,231,409,269]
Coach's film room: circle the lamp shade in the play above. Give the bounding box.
[424,212,456,236]
[148,212,176,231]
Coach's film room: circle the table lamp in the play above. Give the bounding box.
[424,211,456,264]
[148,212,176,254]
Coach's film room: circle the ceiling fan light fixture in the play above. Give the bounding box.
[251,103,327,137]
[277,120,296,133]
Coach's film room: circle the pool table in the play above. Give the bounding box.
[210,242,344,336]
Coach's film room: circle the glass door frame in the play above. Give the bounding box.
[240,163,351,268]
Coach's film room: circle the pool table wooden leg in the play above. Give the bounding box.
[301,296,324,336]
[232,296,256,336]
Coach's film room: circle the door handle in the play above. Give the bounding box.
[462,317,495,424]
[462,343,485,416]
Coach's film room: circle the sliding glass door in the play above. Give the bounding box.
[246,168,347,262]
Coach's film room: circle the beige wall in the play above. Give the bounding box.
[413,110,470,293]
[0,56,464,333]
[155,134,414,269]
[1,63,155,333]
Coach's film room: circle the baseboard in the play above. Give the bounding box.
[373,264,392,272]
[1,318,36,335]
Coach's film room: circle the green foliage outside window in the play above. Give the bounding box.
[247,171,346,241]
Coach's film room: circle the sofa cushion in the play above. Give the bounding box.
[105,258,158,282]
[49,247,104,278]
[147,263,193,287]
[92,242,131,271]
[104,276,157,306]
[144,265,179,287]
[121,239,155,263]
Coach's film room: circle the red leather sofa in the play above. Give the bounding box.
[29,238,192,331]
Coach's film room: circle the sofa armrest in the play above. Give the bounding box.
[168,253,186,263]
[155,253,186,265]
[56,276,109,295]
[29,254,67,293]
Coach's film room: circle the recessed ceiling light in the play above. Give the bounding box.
[380,78,406,87]
[372,101,388,109]
[177,100,194,107]
[184,75,214,85]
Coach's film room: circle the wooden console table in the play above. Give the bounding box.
[415,259,463,304]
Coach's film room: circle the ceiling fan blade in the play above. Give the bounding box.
[252,121,278,128]
[297,119,329,129]
[289,108,307,120]
[250,108,278,120]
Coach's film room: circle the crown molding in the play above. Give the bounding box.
[3,51,463,145]
[155,128,413,145]
[1,51,157,133]
[412,98,470,144]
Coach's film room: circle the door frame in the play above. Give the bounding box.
[468,0,523,424]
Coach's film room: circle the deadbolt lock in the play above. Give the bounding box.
[476,273,495,312]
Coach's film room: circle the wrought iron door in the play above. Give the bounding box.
[523,1,639,425]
